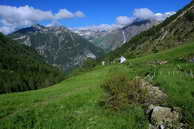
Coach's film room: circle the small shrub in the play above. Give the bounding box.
[100,68,149,110]
[152,46,159,53]
[185,11,194,21]
[82,58,97,69]
[191,91,194,98]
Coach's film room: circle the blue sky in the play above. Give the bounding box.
[0,0,192,33]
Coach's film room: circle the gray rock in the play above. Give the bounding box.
[148,105,183,129]
[190,58,194,63]
[138,78,168,105]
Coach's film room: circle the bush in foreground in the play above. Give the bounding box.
[100,67,150,110]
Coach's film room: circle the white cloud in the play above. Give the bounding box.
[0,5,86,34]
[115,8,176,25]
[0,5,53,27]
[0,5,175,35]
[0,26,15,34]
[116,16,135,25]
[55,9,74,19]
[154,11,176,21]
[134,8,155,20]
[75,8,176,32]
[133,8,176,21]
[75,11,85,18]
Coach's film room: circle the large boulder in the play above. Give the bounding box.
[148,105,184,129]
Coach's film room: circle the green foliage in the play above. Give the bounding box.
[152,46,159,53]
[0,66,148,129]
[185,11,194,21]
[1,42,194,128]
[127,43,194,128]
[0,33,64,94]
[82,58,97,69]
[99,42,194,128]
[100,67,149,110]
[152,68,194,128]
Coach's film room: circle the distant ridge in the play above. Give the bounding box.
[9,24,104,72]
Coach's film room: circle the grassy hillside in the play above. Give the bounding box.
[102,1,194,62]
[1,41,194,129]
[0,33,64,94]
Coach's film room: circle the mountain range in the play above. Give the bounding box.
[9,19,158,72]
[9,25,104,72]
[73,19,159,52]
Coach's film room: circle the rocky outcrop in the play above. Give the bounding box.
[147,105,184,129]
[137,78,167,105]
[137,79,185,129]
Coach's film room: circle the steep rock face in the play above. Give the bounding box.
[122,20,159,43]
[72,28,110,43]
[73,20,158,52]
[9,25,104,72]
[98,20,158,51]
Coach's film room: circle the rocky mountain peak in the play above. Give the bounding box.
[31,24,45,30]
[9,24,104,72]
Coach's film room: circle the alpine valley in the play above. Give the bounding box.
[1,1,194,129]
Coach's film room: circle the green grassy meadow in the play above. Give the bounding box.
[1,42,194,129]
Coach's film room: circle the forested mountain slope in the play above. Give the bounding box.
[0,33,64,94]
